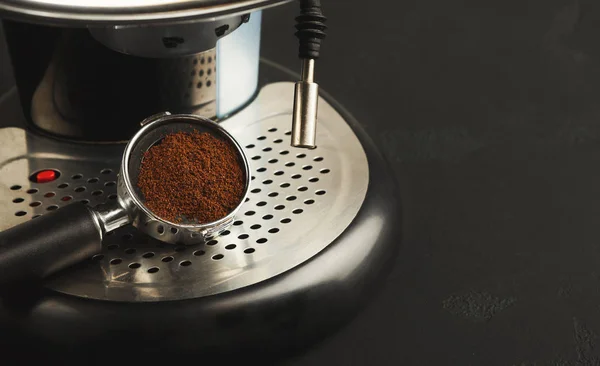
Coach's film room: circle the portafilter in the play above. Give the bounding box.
[0,112,250,288]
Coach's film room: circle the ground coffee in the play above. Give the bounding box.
[137,130,245,224]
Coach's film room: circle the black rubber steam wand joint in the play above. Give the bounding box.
[291,0,327,149]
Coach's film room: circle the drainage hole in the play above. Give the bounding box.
[250,224,261,230]
[180,260,192,267]
[274,139,283,143]
[268,192,279,197]
[12,198,24,203]
[268,127,277,132]
[10,185,21,190]
[26,188,38,194]
[296,153,306,158]
[280,150,290,155]
[285,162,295,167]
[251,188,261,193]
[256,201,267,207]
[87,178,99,183]
[74,186,86,193]
[142,252,155,258]
[225,244,236,250]
[244,248,256,254]
[108,194,117,200]
[157,225,165,234]
[107,244,119,250]
[92,254,104,261]
[162,256,175,262]
[170,227,178,234]
[57,183,69,189]
[252,155,261,160]
[303,165,313,170]
[91,190,103,196]
[101,169,112,175]
[71,174,83,180]
[274,205,285,210]
[262,214,273,220]
[268,228,280,234]
[212,254,224,260]
[246,144,255,149]
[105,181,116,187]
[256,238,267,244]
[61,196,72,201]
[125,248,136,254]
[314,156,324,162]
[298,186,308,192]
[147,267,159,274]
[32,214,42,219]
[320,169,331,174]
[285,131,292,135]
[268,159,278,164]
[280,183,290,188]
[221,230,231,236]
[281,218,292,224]
[233,220,243,226]
[29,201,41,207]
[257,136,266,141]
[80,199,90,205]
[207,240,218,246]
[47,205,59,211]
[129,263,141,269]
[274,171,284,176]
[110,258,122,265]
[316,190,326,195]
[286,196,297,201]
[293,209,304,214]
[305,199,315,205]
[263,147,272,152]
[292,174,302,179]
[309,177,319,183]
[238,234,249,239]
[15,211,26,217]
[263,179,273,185]
[245,211,255,216]
[257,167,267,172]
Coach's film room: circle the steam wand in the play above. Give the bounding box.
[291,0,327,149]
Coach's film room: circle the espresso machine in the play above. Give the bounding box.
[0,0,400,361]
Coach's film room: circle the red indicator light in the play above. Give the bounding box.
[36,170,57,183]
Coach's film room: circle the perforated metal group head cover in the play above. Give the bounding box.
[119,113,250,245]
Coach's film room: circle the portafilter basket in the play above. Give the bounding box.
[0,112,250,289]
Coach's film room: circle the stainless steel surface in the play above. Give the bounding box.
[292,59,319,148]
[0,82,369,301]
[0,0,291,25]
[89,16,244,57]
[26,42,218,139]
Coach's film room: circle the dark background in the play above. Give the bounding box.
[4,0,600,364]
[263,1,600,365]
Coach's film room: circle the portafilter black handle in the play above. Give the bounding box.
[0,203,103,289]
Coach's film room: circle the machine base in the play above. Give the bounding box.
[0,70,401,361]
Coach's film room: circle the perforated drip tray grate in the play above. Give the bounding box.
[0,83,369,302]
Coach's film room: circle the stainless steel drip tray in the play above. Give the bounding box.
[0,82,369,302]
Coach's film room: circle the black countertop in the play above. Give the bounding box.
[262,1,600,365]
[4,1,600,364]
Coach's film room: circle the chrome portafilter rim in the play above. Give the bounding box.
[114,112,250,245]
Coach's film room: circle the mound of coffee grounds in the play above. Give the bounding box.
[137,130,245,224]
